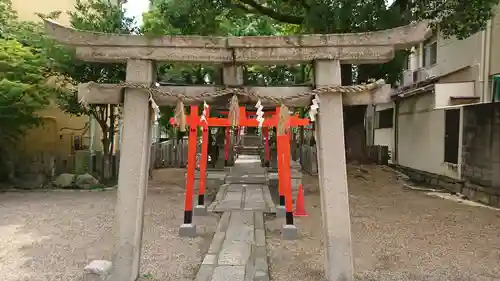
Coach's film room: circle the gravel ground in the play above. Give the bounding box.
[0,168,219,281]
[265,164,500,281]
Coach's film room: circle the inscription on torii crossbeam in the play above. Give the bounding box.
[44,19,428,64]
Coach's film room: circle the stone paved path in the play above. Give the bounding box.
[208,155,276,213]
[196,155,272,281]
[208,184,276,213]
[194,211,269,281]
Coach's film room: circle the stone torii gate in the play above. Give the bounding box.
[43,19,428,281]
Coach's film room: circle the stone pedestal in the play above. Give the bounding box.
[179,223,197,237]
[282,224,298,240]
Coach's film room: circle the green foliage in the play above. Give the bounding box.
[145,0,500,87]
[0,0,59,146]
[52,0,138,174]
[0,39,51,143]
[393,0,500,39]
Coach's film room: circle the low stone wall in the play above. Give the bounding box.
[389,164,500,208]
[366,145,390,165]
[460,103,500,207]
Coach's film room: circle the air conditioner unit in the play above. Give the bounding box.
[402,70,414,86]
[412,70,419,82]
[416,68,430,82]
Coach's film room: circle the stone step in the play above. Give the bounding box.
[208,184,276,213]
[225,176,268,185]
[239,147,261,155]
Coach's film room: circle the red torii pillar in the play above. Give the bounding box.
[179,105,199,237]
[194,105,210,216]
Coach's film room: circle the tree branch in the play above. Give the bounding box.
[236,0,304,24]
[285,0,310,10]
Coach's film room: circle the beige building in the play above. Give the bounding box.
[11,0,102,173]
[366,9,500,206]
[11,0,76,23]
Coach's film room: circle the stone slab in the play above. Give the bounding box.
[202,254,218,265]
[84,260,112,281]
[195,210,270,281]
[229,211,255,226]
[209,184,275,212]
[218,241,252,265]
[254,212,264,229]
[225,177,268,185]
[255,229,266,247]
[217,212,232,232]
[211,266,245,281]
[208,232,226,255]
[244,186,266,210]
[195,265,215,281]
[244,246,256,281]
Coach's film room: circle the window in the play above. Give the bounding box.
[444,109,460,164]
[403,56,409,70]
[491,75,500,102]
[375,108,394,129]
[423,41,437,67]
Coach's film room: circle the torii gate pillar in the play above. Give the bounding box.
[112,59,155,281]
[314,60,354,281]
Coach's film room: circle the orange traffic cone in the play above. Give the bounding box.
[293,184,308,217]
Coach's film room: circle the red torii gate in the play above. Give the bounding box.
[216,109,277,164]
[181,104,309,232]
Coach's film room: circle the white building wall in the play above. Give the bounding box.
[372,102,395,162]
[374,128,393,162]
[396,92,459,179]
[426,33,482,79]
[434,82,476,108]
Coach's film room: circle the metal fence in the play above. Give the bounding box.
[151,138,202,169]
[299,145,318,175]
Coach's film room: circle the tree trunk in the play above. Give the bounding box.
[107,105,116,180]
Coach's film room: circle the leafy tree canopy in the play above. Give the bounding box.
[0,0,62,145]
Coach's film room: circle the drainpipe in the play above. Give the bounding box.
[393,99,399,164]
[89,115,95,153]
[418,42,424,68]
[480,25,487,101]
[116,117,122,152]
[88,115,95,172]
[483,20,493,102]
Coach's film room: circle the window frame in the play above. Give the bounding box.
[375,108,394,129]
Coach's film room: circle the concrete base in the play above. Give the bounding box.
[194,205,208,216]
[84,260,112,281]
[179,223,197,237]
[281,224,298,240]
[276,206,286,218]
